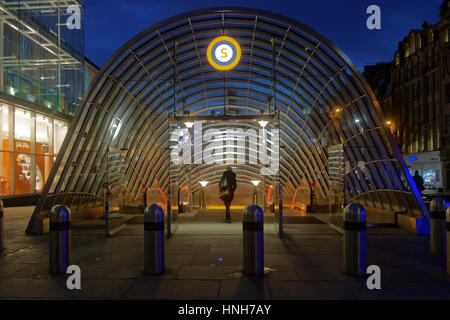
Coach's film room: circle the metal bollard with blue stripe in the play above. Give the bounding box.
[447,206,450,275]
[0,200,4,250]
[49,204,71,274]
[343,203,366,276]
[243,205,264,276]
[429,197,449,255]
[144,204,165,274]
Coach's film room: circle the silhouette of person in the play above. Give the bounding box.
[413,170,425,194]
[219,167,237,223]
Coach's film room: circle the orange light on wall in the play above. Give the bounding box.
[290,186,310,209]
[181,186,190,196]
[266,186,273,203]
[147,187,168,205]
[157,187,168,205]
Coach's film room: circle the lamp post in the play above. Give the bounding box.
[199,181,208,211]
[258,120,268,210]
[251,180,261,205]
[185,121,194,213]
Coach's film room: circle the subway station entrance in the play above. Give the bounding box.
[26,7,429,236]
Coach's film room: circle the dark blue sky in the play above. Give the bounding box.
[85,0,443,71]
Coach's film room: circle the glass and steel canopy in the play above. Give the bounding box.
[27,7,429,232]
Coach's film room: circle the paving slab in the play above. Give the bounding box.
[42,278,137,299]
[269,280,356,299]
[177,265,238,280]
[219,278,271,299]
[123,279,220,300]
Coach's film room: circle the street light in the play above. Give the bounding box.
[199,181,208,210]
[251,180,261,205]
[251,180,261,186]
[184,121,194,211]
[258,120,268,128]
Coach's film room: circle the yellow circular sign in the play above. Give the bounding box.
[207,36,241,71]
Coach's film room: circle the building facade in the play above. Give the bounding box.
[0,0,91,196]
[365,0,450,192]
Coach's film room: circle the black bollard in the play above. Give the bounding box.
[429,197,449,255]
[0,200,4,250]
[343,203,366,276]
[243,204,264,276]
[446,206,450,275]
[144,204,165,274]
[49,205,71,274]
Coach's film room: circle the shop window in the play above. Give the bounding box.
[54,120,68,154]
[0,151,10,195]
[36,115,52,192]
[36,114,50,145]
[35,155,53,192]
[14,153,32,194]
[0,105,9,152]
[14,108,32,143]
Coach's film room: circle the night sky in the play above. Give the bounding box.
[85,0,442,71]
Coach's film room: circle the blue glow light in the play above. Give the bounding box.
[408,156,417,161]
[218,258,223,261]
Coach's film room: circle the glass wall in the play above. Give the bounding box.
[0,101,68,195]
[0,0,85,116]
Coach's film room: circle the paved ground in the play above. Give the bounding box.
[0,207,449,300]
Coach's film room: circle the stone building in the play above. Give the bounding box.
[365,0,450,192]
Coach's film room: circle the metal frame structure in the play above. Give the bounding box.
[27,7,429,233]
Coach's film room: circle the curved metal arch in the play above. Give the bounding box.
[27,7,429,233]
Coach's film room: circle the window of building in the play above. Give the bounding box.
[36,115,52,192]
[0,103,68,195]
[436,127,440,150]
[446,83,450,103]
[0,105,9,195]
[14,108,32,143]
[54,120,68,154]
[444,56,448,75]
[410,36,416,54]
[428,129,433,152]
[14,108,32,194]
[428,29,434,43]
[416,34,422,49]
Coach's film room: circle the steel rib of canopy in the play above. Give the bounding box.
[27,7,429,232]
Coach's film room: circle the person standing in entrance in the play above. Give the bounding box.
[413,170,425,194]
[219,167,237,223]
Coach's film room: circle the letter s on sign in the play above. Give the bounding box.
[221,48,228,59]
